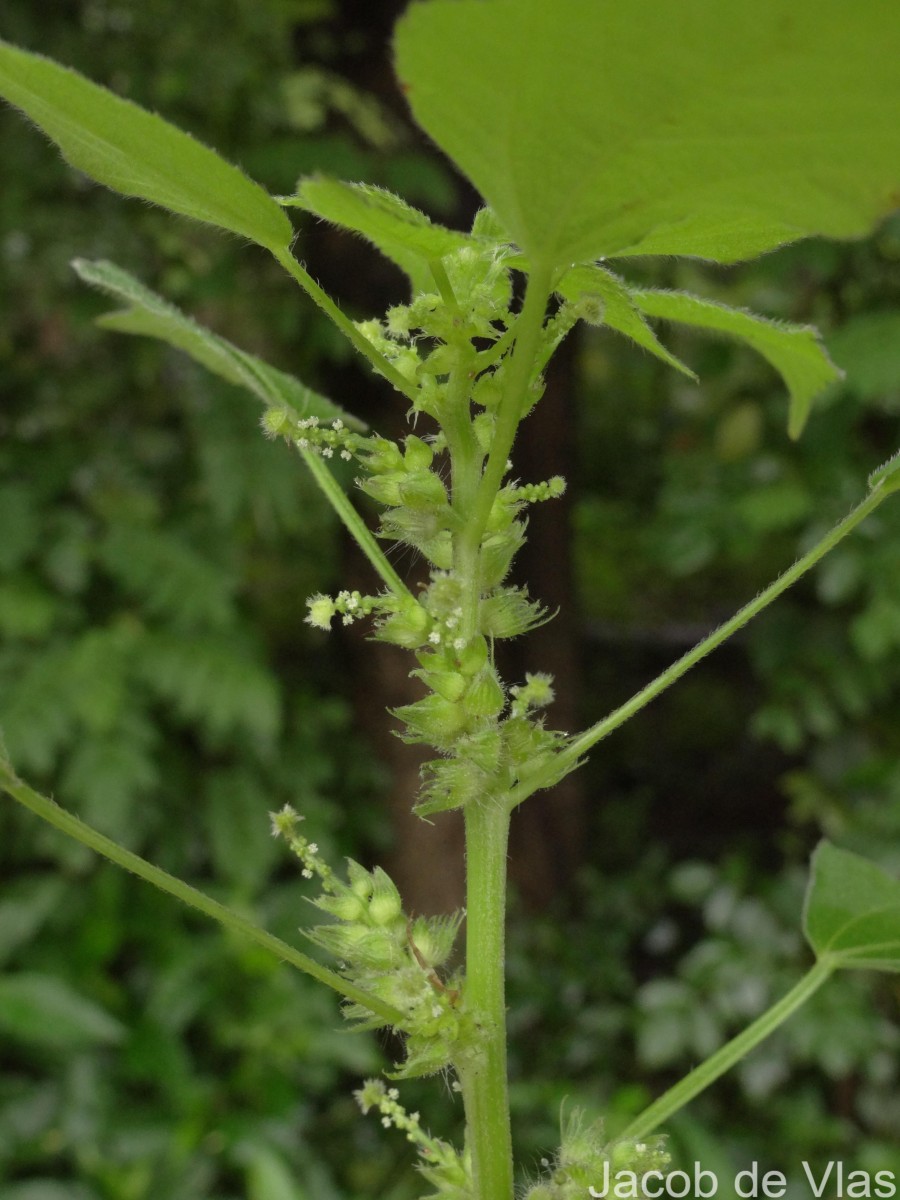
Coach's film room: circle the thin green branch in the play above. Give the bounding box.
[509,483,892,809]
[0,762,408,1030]
[620,959,834,1141]
[300,447,414,601]
[272,247,417,401]
[467,262,553,552]
[429,257,460,313]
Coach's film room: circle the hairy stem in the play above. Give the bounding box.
[458,799,514,1200]
[272,247,417,401]
[620,959,834,1141]
[300,447,413,601]
[0,763,408,1028]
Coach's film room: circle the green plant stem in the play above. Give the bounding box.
[429,257,460,313]
[0,762,408,1029]
[272,247,417,401]
[300,447,413,601]
[457,799,515,1200]
[509,483,891,809]
[620,959,834,1142]
[466,262,553,555]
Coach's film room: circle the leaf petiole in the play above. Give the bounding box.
[619,959,834,1141]
[0,761,409,1029]
[272,247,417,401]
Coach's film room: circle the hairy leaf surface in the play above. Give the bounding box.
[73,259,364,430]
[0,39,292,251]
[395,0,900,268]
[282,176,473,285]
[627,288,841,437]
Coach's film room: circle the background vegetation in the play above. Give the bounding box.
[1,2,898,1196]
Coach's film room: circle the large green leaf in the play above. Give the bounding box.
[394,0,900,268]
[803,841,900,973]
[72,259,364,431]
[0,39,292,252]
[626,287,841,438]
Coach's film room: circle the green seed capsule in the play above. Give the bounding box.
[403,435,434,470]
[464,670,505,717]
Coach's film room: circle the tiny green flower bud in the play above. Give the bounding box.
[464,669,505,718]
[315,890,369,922]
[481,587,548,638]
[394,347,421,382]
[510,671,555,715]
[460,728,502,771]
[377,600,431,649]
[398,473,447,509]
[394,693,468,747]
[381,505,447,544]
[305,593,336,630]
[421,344,454,376]
[261,407,293,439]
[356,927,402,969]
[386,304,412,337]
[472,374,503,410]
[473,410,497,451]
[346,858,375,900]
[359,474,404,506]
[369,867,403,927]
[364,437,404,474]
[403,435,434,471]
[479,524,526,590]
[455,635,489,676]
[421,670,467,703]
[572,294,606,325]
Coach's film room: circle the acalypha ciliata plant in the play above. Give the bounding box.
[1,2,900,1198]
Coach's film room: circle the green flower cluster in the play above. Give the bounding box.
[302,236,576,817]
[271,805,469,1079]
[355,1079,472,1200]
[523,1110,670,1200]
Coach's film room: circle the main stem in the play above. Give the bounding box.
[450,268,552,1200]
[459,799,514,1200]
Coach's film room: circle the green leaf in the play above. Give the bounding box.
[73,258,364,431]
[394,0,900,268]
[135,630,282,749]
[555,265,695,379]
[281,175,473,286]
[0,39,292,251]
[626,288,841,437]
[868,449,900,496]
[205,769,278,892]
[827,310,900,399]
[244,1144,308,1200]
[0,972,125,1048]
[0,875,66,966]
[0,1184,98,1200]
[803,841,900,972]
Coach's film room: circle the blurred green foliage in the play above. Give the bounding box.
[0,2,448,1195]
[1,1,899,1196]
